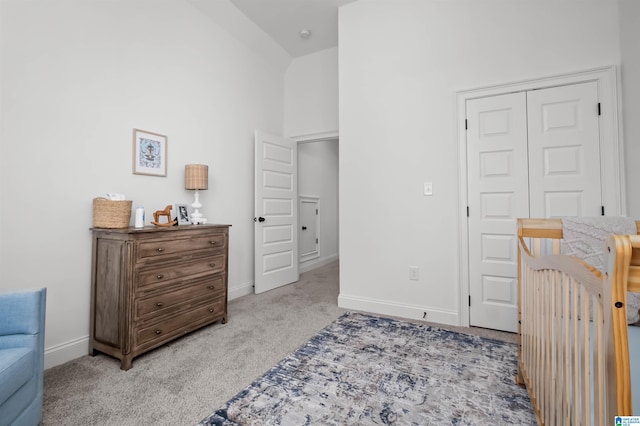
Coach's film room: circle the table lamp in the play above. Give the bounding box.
[185,164,208,224]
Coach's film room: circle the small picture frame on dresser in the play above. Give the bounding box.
[176,204,191,225]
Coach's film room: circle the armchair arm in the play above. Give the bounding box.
[0,288,46,425]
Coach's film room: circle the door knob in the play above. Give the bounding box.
[302,226,307,230]
[256,217,265,222]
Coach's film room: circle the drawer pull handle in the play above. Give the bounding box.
[156,274,164,280]
[155,329,162,335]
[210,263,216,268]
[156,302,164,307]
[157,248,164,252]
[207,285,215,290]
[209,241,216,245]
[208,308,215,313]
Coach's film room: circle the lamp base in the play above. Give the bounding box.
[190,189,207,224]
[191,216,207,225]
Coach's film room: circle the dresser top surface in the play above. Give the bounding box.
[91,224,231,235]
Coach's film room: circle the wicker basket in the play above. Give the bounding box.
[93,198,133,228]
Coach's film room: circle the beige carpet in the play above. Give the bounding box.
[42,261,515,425]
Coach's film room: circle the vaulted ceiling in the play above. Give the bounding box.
[229,0,358,57]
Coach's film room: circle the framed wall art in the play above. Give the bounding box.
[133,129,167,176]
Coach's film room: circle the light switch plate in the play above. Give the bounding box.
[409,266,419,281]
[423,182,433,196]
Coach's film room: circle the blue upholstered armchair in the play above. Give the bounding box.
[0,288,46,426]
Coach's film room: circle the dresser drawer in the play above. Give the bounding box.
[136,255,226,289]
[135,276,225,320]
[135,298,225,348]
[137,233,227,260]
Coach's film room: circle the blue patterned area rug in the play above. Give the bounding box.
[198,312,536,425]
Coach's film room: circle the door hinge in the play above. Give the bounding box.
[465,119,468,130]
[469,295,471,306]
[316,209,318,215]
[316,238,318,244]
[598,102,601,116]
[602,206,605,216]
[466,206,469,217]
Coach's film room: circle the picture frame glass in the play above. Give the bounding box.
[133,129,167,176]
[176,204,191,225]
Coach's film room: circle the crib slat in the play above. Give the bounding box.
[533,237,541,257]
[551,274,557,425]
[531,268,540,409]
[571,279,579,424]
[543,270,550,424]
[538,270,544,418]
[537,268,543,419]
[594,296,604,426]
[529,266,536,416]
[548,271,555,425]
[561,274,571,425]
[540,271,549,423]
[581,290,590,424]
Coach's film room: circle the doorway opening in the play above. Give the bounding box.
[254,132,339,294]
[297,137,339,274]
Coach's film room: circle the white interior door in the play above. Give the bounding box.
[467,92,530,333]
[254,131,299,294]
[299,197,319,261]
[527,82,602,217]
[467,82,603,332]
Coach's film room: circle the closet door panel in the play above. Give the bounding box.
[467,92,529,333]
[527,82,602,218]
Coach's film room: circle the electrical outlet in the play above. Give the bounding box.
[409,266,419,281]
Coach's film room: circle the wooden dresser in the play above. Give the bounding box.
[89,224,230,370]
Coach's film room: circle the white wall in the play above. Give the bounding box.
[298,140,339,271]
[338,0,624,324]
[0,0,288,367]
[284,47,339,139]
[619,0,640,217]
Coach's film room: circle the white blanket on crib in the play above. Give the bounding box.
[561,216,640,324]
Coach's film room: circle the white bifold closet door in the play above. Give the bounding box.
[467,81,602,332]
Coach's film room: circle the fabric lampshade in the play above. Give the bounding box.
[185,164,208,190]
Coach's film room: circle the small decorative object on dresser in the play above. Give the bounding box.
[89,224,230,370]
[150,204,177,227]
[92,197,133,229]
[176,203,191,225]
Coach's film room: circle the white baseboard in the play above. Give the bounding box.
[44,335,89,370]
[338,294,459,326]
[45,281,452,370]
[299,254,339,274]
[228,281,254,301]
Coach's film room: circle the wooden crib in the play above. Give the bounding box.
[517,218,640,425]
